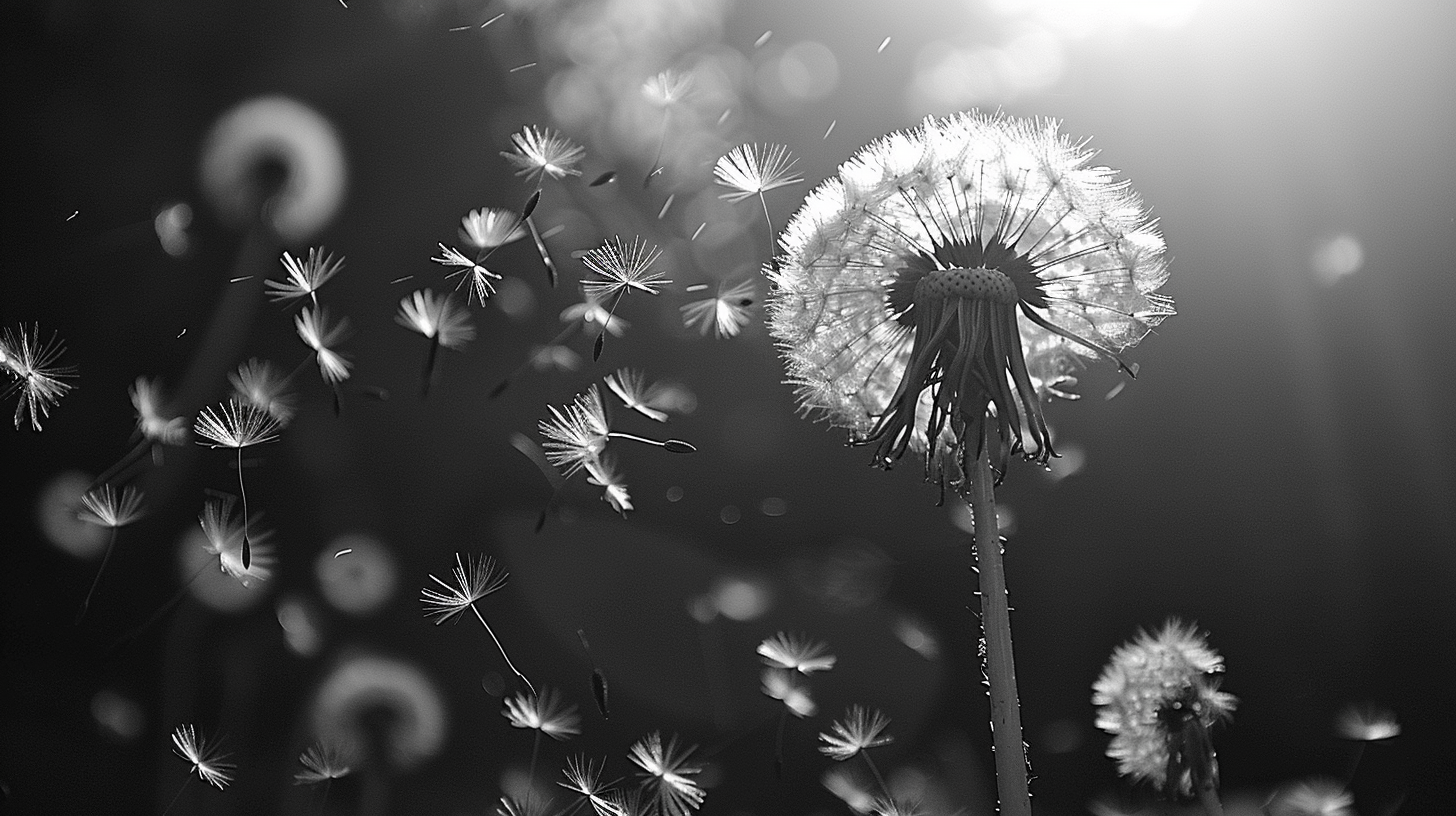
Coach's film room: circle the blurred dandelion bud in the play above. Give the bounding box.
[1265,777,1356,816]
[761,668,817,718]
[460,206,528,251]
[309,651,448,773]
[1,322,75,431]
[1092,619,1236,799]
[199,95,347,243]
[768,110,1172,482]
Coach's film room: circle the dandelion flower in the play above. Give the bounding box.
[171,723,235,789]
[198,496,275,587]
[294,305,353,384]
[294,741,354,784]
[503,125,585,183]
[629,731,705,816]
[0,323,75,431]
[503,687,581,741]
[420,553,533,693]
[229,358,297,426]
[768,110,1172,481]
[130,376,187,445]
[820,705,894,761]
[759,632,837,674]
[680,278,756,338]
[268,246,343,305]
[460,206,527,251]
[1092,619,1237,798]
[432,243,503,304]
[714,143,803,203]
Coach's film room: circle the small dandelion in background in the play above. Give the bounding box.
[268,246,343,307]
[1,322,75,431]
[714,143,803,268]
[1093,620,1236,811]
[680,278,756,338]
[198,496,275,587]
[432,242,504,305]
[74,484,146,623]
[229,358,297,427]
[294,740,354,785]
[168,723,235,813]
[629,731,706,816]
[294,305,352,412]
[580,236,671,360]
[1333,703,1400,742]
[604,368,673,422]
[421,553,534,694]
[194,399,281,569]
[820,705,894,801]
[396,289,475,396]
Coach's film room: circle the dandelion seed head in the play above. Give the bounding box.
[309,652,447,772]
[1333,703,1401,741]
[714,143,803,203]
[502,687,581,740]
[503,125,585,182]
[768,110,1172,483]
[460,207,528,250]
[1,323,75,431]
[171,723,236,789]
[396,289,476,349]
[580,236,671,298]
[78,484,147,529]
[1092,619,1237,796]
[268,246,343,303]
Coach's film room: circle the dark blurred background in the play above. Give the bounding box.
[3,1,1454,814]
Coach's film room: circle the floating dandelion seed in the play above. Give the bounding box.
[268,246,343,306]
[432,243,504,305]
[1,323,75,431]
[421,553,534,693]
[294,741,354,784]
[820,705,894,761]
[198,495,275,587]
[1093,620,1236,802]
[397,289,475,396]
[761,668,816,718]
[229,358,297,426]
[294,305,353,394]
[580,236,670,359]
[539,385,611,478]
[680,278,756,338]
[460,207,528,251]
[194,400,280,569]
[642,70,693,186]
[1334,703,1401,741]
[586,456,633,516]
[560,755,622,816]
[758,632,837,674]
[503,687,581,741]
[715,143,802,268]
[503,125,585,184]
[74,484,146,623]
[171,724,235,790]
[629,732,705,816]
[604,368,672,423]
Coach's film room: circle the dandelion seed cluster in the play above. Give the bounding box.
[767,110,1173,482]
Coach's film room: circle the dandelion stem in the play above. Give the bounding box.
[756,191,777,271]
[105,559,214,657]
[422,335,440,398]
[469,602,535,695]
[526,729,542,814]
[75,527,119,625]
[965,430,1032,816]
[161,774,191,816]
[236,447,251,570]
[861,752,890,801]
[773,707,788,780]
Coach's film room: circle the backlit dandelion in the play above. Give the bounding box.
[586,456,633,516]
[421,553,533,693]
[1,322,75,431]
[680,278,756,338]
[503,125,586,184]
[820,705,894,761]
[759,632,837,674]
[771,111,1173,816]
[198,496,275,587]
[1093,620,1236,804]
[74,484,147,622]
[397,289,475,395]
[268,246,343,306]
[560,755,622,816]
[294,304,353,385]
[604,368,672,423]
[1333,703,1400,741]
[294,741,354,784]
[194,399,281,569]
[642,69,693,186]
[432,242,503,304]
[171,723,235,790]
[580,236,671,360]
[131,376,187,447]
[715,143,802,266]
[629,731,705,816]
